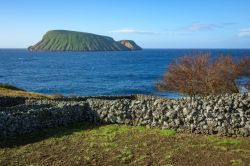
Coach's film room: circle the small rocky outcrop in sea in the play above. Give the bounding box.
[118,40,142,50]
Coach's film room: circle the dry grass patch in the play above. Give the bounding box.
[0,84,63,99]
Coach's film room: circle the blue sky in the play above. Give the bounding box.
[0,0,250,48]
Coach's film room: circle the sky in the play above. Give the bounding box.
[0,0,250,48]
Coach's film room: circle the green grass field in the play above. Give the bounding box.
[0,123,250,166]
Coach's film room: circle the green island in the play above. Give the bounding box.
[28,30,142,52]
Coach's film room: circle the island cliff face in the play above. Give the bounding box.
[28,30,142,52]
[118,40,142,51]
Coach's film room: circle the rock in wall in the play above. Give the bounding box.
[0,93,250,137]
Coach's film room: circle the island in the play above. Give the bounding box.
[28,30,142,52]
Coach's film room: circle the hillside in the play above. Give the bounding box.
[0,83,62,99]
[28,30,142,51]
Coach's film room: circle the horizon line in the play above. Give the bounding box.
[0,47,250,50]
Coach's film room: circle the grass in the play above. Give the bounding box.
[117,146,134,163]
[133,126,176,136]
[216,139,242,145]
[0,83,63,99]
[159,129,176,136]
[0,83,24,91]
[208,137,242,145]
[230,159,243,166]
[1,123,250,166]
[29,30,131,51]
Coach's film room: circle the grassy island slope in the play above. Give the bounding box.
[29,30,142,51]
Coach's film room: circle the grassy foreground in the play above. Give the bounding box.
[0,84,250,165]
[0,123,250,166]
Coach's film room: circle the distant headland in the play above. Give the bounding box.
[28,30,142,52]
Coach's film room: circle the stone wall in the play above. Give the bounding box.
[0,96,26,107]
[0,93,250,137]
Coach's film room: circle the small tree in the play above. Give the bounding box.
[156,54,250,97]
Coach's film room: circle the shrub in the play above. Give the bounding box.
[156,54,250,97]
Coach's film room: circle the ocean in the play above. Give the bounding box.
[0,49,250,98]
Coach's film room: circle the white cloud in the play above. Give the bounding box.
[239,28,250,37]
[186,23,214,32]
[109,28,164,35]
[109,22,235,36]
[109,29,138,33]
[184,22,235,32]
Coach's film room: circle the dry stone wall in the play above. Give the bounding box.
[0,93,250,137]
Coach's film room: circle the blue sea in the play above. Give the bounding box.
[0,49,250,98]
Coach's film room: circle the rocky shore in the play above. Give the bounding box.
[0,93,250,137]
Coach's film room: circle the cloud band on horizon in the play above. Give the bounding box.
[239,28,250,37]
[109,28,165,35]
